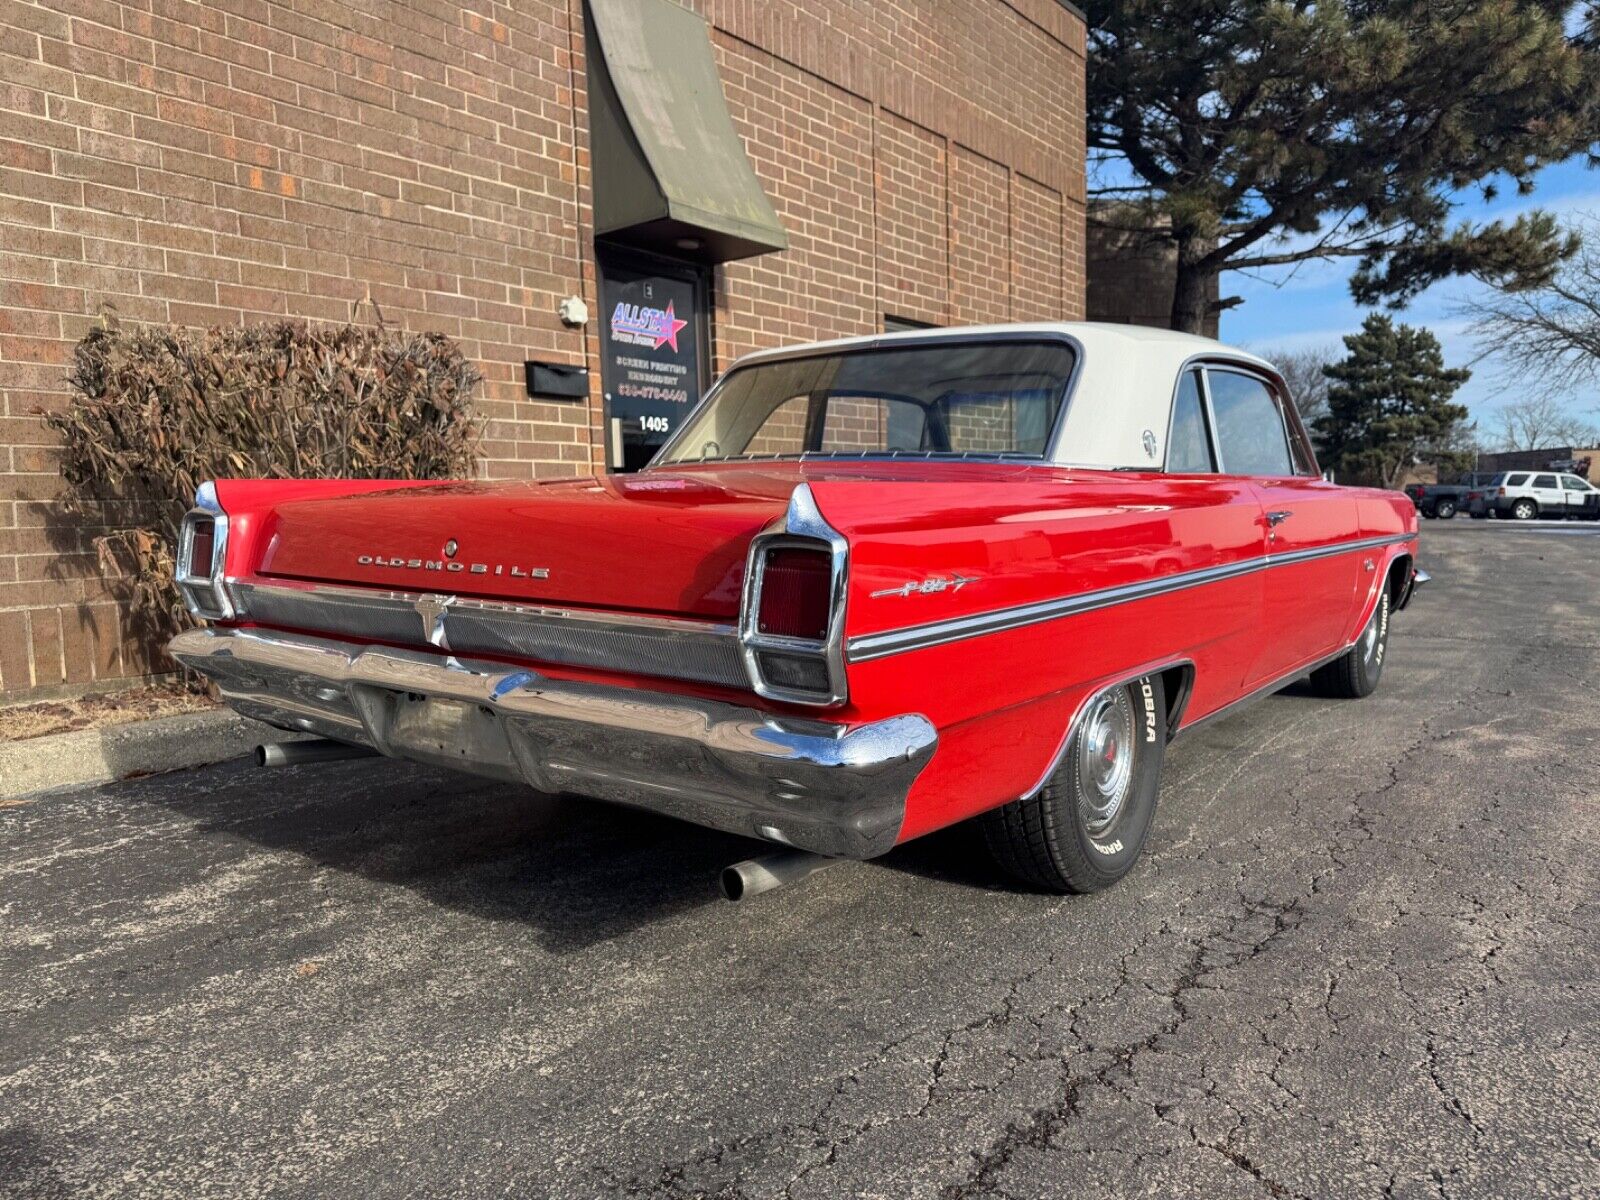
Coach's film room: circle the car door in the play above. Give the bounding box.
[1203,365,1361,687]
[1529,473,1564,515]
[1561,474,1597,517]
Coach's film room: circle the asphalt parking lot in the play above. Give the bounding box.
[3,520,1597,1200]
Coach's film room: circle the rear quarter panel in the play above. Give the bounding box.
[810,471,1266,839]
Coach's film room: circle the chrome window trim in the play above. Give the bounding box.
[738,482,850,706]
[846,532,1418,663]
[649,330,1086,468]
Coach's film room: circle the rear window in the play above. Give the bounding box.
[657,340,1076,463]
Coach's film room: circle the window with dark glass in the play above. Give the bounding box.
[1208,369,1293,476]
[657,340,1075,463]
[1166,369,1215,472]
[1533,474,1559,489]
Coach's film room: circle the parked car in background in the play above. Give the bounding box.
[1468,471,1600,520]
[1405,472,1503,519]
[168,324,1426,898]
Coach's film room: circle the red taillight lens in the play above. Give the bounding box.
[189,518,216,576]
[757,547,832,640]
[1498,487,1506,496]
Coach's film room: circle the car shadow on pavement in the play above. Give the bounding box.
[122,755,769,953]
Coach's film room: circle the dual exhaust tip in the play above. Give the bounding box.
[256,739,837,902]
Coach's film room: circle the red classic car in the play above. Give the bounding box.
[170,324,1425,897]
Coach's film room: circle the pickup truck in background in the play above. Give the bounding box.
[1404,473,1503,519]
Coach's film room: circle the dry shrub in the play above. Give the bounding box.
[42,316,482,656]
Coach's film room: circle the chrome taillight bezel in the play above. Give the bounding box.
[175,481,235,620]
[739,484,849,706]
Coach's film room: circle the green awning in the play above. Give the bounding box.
[585,0,788,263]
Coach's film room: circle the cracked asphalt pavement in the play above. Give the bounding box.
[3,522,1597,1199]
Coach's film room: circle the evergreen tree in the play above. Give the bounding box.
[1087,1,1600,333]
[1317,315,1471,487]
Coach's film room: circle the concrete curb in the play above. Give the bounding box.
[1,710,307,801]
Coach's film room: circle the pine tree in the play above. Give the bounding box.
[1316,315,1471,487]
[1087,1,1600,333]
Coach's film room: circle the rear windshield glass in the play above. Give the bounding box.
[654,340,1077,464]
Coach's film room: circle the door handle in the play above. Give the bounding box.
[1266,510,1293,527]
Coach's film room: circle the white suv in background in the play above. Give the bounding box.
[1469,471,1600,520]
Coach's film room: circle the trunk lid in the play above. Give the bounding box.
[256,467,807,619]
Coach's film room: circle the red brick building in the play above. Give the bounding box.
[0,0,1087,700]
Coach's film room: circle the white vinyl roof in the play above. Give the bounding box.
[726,322,1286,470]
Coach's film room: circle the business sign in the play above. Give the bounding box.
[598,255,707,471]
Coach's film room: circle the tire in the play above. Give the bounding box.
[981,673,1166,893]
[1512,498,1537,520]
[1435,499,1456,519]
[1310,587,1390,699]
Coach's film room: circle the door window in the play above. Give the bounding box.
[1207,369,1293,476]
[1166,370,1216,472]
[1533,474,1559,490]
[1561,474,1593,491]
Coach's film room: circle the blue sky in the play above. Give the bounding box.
[1220,158,1600,429]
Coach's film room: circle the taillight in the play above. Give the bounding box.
[756,547,832,640]
[1498,487,1506,496]
[189,518,216,576]
[176,482,235,620]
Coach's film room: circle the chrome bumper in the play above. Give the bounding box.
[168,628,936,859]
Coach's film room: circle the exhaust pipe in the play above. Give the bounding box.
[256,739,378,768]
[720,849,836,902]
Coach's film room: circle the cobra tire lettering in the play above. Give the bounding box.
[1140,678,1158,744]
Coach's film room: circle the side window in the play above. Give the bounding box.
[1505,474,1529,487]
[1208,369,1293,476]
[1166,370,1215,472]
[819,395,925,452]
[1561,474,1591,491]
[1533,474,1558,490]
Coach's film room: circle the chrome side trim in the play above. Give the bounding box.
[169,627,935,859]
[231,581,749,691]
[847,533,1417,662]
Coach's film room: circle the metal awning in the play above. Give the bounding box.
[585,0,788,263]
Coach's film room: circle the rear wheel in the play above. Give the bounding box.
[1512,498,1538,520]
[1310,588,1389,699]
[982,674,1166,893]
[1435,499,1457,519]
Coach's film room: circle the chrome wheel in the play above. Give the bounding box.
[1362,604,1382,666]
[1074,688,1137,836]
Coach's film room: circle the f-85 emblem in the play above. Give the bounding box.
[872,573,979,599]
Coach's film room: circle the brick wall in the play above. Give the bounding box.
[1086,203,1218,336]
[0,0,1086,699]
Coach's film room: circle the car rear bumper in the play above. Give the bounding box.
[169,627,936,859]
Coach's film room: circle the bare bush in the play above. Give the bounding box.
[42,317,482,658]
